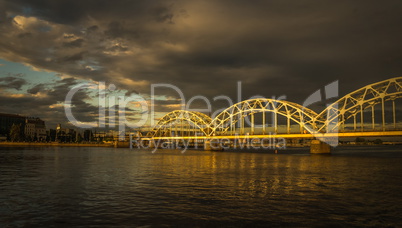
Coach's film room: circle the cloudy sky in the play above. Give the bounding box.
[0,0,401,129]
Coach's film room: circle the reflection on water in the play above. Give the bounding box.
[0,146,401,227]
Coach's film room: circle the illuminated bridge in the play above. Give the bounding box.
[142,77,402,153]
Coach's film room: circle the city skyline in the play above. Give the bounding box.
[0,0,402,128]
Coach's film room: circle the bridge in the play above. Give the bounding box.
[140,77,402,153]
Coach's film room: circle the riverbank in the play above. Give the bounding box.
[0,142,114,147]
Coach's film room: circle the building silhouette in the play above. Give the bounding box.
[24,117,46,141]
[0,113,46,141]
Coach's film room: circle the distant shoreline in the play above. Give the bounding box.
[0,142,114,147]
[0,141,400,149]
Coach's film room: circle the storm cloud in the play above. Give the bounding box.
[0,76,27,90]
[0,0,402,126]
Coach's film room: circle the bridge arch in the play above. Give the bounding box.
[209,98,319,136]
[147,110,212,137]
[316,77,402,132]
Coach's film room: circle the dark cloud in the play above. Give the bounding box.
[27,83,44,94]
[86,25,98,32]
[17,32,32,38]
[2,0,178,25]
[0,77,98,128]
[152,5,174,23]
[46,77,79,97]
[124,90,139,96]
[0,76,27,90]
[0,0,402,126]
[63,38,85,48]
[57,51,86,63]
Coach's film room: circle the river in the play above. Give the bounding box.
[1,146,401,227]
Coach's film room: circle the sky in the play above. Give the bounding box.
[0,0,401,130]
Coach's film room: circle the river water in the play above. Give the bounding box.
[0,146,401,227]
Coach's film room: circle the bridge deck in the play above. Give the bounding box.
[144,131,402,140]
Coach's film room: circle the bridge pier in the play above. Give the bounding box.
[310,140,331,154]
[148,140,156,149]
[204,138,223,151]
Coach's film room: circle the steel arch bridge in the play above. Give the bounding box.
[147,77,402,139]
[208,99,319,136]
[316,77,402,132]
[148,110,212,137]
